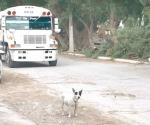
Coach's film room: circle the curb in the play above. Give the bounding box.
[62,52,150,64]
[98,57,150,64]
[63,52,86,57]
[97,56,144,64]
[97,56,112,60]
[113,58,141,64]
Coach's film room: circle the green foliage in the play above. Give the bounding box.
[125,17,137,27]
[83,25,150,60]
[1,0,48,8]
[113,26,150,59]
[93,42,113,57]
[82,42,113,58]
[139,0,150,6]
[82,48,94,58]
[111,40,131,58]
[0,0,7,10]
[123,0,143,18]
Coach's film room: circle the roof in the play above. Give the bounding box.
[0,5,52,17]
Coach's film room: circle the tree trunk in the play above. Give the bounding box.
[109,3,118,43]
[76,15,94,48]
[68,12,74,52]
[87,28,94,48]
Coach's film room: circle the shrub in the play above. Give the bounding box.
[91,42,113,58]
[82,25,150,60]
[114,26,150,59]
[82,48,94,57]
[111,40,130,58]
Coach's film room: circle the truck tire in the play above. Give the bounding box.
[48,60,57,66]
[5,50,16,68]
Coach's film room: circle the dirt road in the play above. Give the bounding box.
[0,54,150,125]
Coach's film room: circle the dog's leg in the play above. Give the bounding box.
[68,105,71,117]
[74,102,78,117]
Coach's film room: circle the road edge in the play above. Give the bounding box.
[62,52,150,64]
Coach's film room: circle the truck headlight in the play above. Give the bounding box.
[10,44,21,48]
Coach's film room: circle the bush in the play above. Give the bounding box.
[82,25,150,60]
[82,48,94,57]
[82,42,113,59]
[111,40,130,58]
[92,42,113,58]
[114,26,150,59]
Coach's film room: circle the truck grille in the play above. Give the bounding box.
[24,35,46,44]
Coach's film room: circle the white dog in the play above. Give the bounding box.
[61,88,82,117]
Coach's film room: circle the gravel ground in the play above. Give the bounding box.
[1,54,150,125]
[0,69,127,125]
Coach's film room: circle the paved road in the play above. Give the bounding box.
[5,54,150,125]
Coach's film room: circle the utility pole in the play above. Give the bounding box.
[68,12,74,52]
[68,0,74,53]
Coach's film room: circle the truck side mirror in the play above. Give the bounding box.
[54,18,61,33]
[1,16,5,27]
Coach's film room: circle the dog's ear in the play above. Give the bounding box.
[79,90,82,96]
[72,88,75,93]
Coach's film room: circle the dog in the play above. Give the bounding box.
[61,88,82,117]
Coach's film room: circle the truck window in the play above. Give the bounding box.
[6,16,51,30]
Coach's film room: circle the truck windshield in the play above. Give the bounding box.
[6,16,51,30]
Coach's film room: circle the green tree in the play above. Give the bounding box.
[2,0,48,7]
[139,0,150,24]
[0,0,7,10]
[72,0,109,47]
[46,0,75,52]
[139,0,150,6]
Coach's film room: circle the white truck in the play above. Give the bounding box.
[0,5,60,67]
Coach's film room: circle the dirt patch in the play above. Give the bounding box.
[0,69,128,125]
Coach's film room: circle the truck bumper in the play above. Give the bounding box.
[9,49,57,62]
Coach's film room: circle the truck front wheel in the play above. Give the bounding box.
[5,50,16,68]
